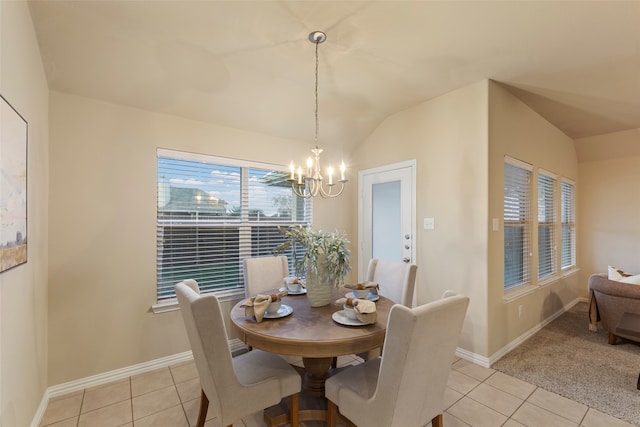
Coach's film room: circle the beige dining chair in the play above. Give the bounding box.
[175,280,301,427]
[243,255,289,297]
[325,291,469,427]
[366,259,417,307]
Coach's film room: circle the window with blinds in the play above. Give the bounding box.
[156,149,312,301]
[561,179,576,269]
[537,171,557,280]
[504,158,532,290]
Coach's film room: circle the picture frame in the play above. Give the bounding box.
[0,94,28,273]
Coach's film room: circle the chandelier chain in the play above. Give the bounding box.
[314,38,319,145]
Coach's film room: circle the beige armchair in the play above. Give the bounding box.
[243,255,289,297]
[325,291,469,427]
[366,259,417,307]
[175,280,301,427]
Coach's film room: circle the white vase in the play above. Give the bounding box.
[305,256,334,307]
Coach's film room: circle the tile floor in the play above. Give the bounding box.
[40,355,635,427]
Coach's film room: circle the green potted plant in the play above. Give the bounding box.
[275,225,351,306]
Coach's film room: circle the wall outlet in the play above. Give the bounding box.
[424,217,435,230]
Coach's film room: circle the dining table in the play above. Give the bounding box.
[230,287,394,426]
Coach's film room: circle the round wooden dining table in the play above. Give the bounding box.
[230,287,394,426]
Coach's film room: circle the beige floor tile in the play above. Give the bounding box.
[171,360,199,384]
[131,367,174,397]
[526,388,587,423]
[81,379,131,413]
[134,404,189,427]
[467,383,524,417]
[443,387,464,410]
[78,400,132,427]
[183,396,215,426]
[41,417,78,427]
[85,376,129,392]
[581,408,636,427]
[40,394,83,426]
[176,377,202,403]
[132,384,181,420]
[447,370,481,395]
[447,396,508,427]
[439,412,471,427]
[49,390,83,403]
[483,371,536,400]
[511,402,578,427]
[279,354,302,365]
[452,359,496,382]
[335,355,359,368]
[502,419,526,427]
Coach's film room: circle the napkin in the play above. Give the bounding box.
[345,281,379,293]
[335,297,377,324]
[241,288,288,323]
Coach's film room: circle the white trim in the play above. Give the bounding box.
[561,176,576,186]
[32,338,249,425]
[537,167,558,179]
[504,155,533,171]
[503,283,537,303]
[455,347,491,369]
[488,296,587,366]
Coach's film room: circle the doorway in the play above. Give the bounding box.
[358,160,416,280]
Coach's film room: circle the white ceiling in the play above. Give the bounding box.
[28,1,640,150]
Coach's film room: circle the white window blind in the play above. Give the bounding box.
[561,179,576,269]
[156,149,312,301]
[537,171,557,280]
[504,159,532,290]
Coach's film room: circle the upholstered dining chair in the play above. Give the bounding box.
[175,280,301,427]
[366,258,417,307]
[325,291,469,427]
[243,255,289,297]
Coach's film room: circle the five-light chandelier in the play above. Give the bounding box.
[288,31,348,199]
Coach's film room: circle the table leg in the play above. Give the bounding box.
[302,357,333,397]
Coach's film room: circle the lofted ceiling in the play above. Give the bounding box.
[28,0,640,150]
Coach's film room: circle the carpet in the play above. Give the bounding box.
[492,302,640,426]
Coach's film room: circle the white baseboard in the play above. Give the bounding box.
[453,297,588,368]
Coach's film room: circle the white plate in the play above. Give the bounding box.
[332,310,374,326]
[263,304,293,319]
[286,288,307,295]
[345,291,379,302]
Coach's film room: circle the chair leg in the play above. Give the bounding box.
[196,389,208,427]
[608,332,618,345]
[331,356,337,369]
[327,399,338,427]
[289,393,299,427]
[431,413,443,427]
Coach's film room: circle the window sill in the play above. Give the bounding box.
[561,266,580,278]
[151,288,245,314]
[503,284,537,303]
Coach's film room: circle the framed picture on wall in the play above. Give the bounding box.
[0,94,28,273]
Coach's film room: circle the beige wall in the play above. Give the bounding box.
[0,2,50,426]
[350,81,490,356]
[576,129,640,286]
[48,92,349,385]
[487,81,580,356]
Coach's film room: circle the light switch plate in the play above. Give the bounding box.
[424,218,435,230]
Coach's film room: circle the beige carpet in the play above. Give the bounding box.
[493,302,640,426]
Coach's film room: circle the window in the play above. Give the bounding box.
[537,170,557,280]
[504,158,532,290]
[156,149,311,302]
[561,179,576,269]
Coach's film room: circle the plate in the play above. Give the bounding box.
[332,310,374,326]
[345,291,379,302]
[263,304,293,319]
[287,288,307,295]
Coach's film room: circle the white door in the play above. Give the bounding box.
[358,160,416,280]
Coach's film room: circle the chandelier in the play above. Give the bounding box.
[288,31,348,199]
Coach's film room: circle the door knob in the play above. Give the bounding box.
[402,257,410,263]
